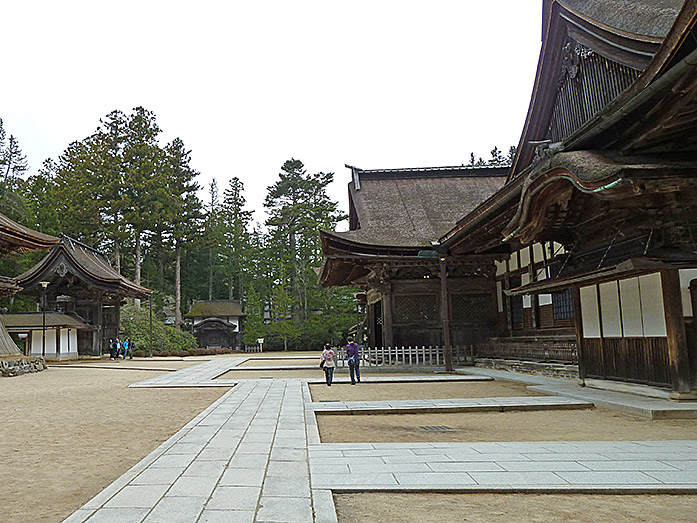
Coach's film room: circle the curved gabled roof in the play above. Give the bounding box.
[0,213,58,255]
[510,0,686,180]
[336,165,508,250]
[16,237,151,298]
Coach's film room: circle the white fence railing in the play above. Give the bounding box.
[244,345,262,353]
[333,345,472,367]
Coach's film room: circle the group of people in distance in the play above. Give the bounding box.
[108,337,135,360]
[320,336,361,386]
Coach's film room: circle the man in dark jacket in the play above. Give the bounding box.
[346,336,360,384]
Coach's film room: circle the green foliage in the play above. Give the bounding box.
[467,145,517,167]
[120,302,197,354]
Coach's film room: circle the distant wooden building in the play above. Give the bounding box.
[185,300,245,349]
[320,165,507,350]
[438,0,697,395]
[0,213,58,361]
[16,237,151,357]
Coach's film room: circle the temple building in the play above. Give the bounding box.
[15,236,151,358]
[320,0,697,396]
[0,213,58,374]
[320,165,507,351]
[185,300,245,349]
[438,0,697,395]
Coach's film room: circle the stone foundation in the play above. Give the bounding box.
[0,356,47,377]
[474,358,579,380]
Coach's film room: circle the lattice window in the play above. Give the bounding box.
[552,288,574,320]
[451,293,492,323]
[394,295,439,323]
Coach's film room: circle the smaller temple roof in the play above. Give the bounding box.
[0,213,58,256]
[16,237,151,299]
[193,317,238,332]
[185,301,245,318]
[329,165,508,250]
[1,312,90,330]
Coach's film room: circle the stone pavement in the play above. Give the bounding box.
[464,367,697,419]
[65,357,697,522]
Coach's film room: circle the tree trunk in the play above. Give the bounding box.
[134,231,142,308]
[156,230,164,285]
[113,237,121,274]
[175,240,182,330]
[208,246,214,300]
[228,254,234,300]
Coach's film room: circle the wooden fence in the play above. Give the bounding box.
[333,345,472,367]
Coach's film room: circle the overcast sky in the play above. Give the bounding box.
[4,1,542,227]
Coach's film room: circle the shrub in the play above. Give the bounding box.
[180,350,190,357]
[121,303,197,356]
[133,349,146,358]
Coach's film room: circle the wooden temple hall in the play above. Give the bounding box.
[321,0,697,397]
[14,236,151,358]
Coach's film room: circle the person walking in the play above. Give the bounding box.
[346,336,361,384]
[115,338,122,360]
[320,344,336,386]
[108,338,117,360]
[123,338,133,359]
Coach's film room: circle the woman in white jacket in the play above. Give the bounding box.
[320,344,336,386]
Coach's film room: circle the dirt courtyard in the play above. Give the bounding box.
[3,355,696,522]
[334,492,697,523]
[0,360,228,522]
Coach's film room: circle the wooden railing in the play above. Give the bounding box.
[333,345,472,367]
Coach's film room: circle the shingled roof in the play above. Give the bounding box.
[16,237,151,299]
[323,165,508,251]
[185,301,245,318]
[0,213,58,256]
[1,312,90,330]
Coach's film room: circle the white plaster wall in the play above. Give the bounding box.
[533,243,544,263]
[31,329,57,358]
[599,281,622,337]
[521,273,531,308]
[519,247,530,267]
[640,273,666,337]
[619,277,643,337]
[509,252,518,271]
[495,260,506,276]
[580,285,601,338]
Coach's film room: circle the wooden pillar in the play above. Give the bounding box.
[367,303,376,347]
[440,257,453,371]
[382,291,394,348]
[689,280,697,389]
[661,269,693,394]
[96,299,103,357]
[572,286,585,379]
[504,260,513,335]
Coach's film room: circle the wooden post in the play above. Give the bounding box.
[440,257,453,371]
[572,286,585,380]
[661,269,693,394]
[382,294,394,349]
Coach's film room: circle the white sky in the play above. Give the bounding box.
[4,1,542,228]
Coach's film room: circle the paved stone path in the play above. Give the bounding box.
[65,357,697,522]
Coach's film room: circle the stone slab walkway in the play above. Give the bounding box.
[65,358,697,522]
[464,367,697,419]
[309,440,697,492]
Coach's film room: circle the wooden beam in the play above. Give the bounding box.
[661,269,694,394]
